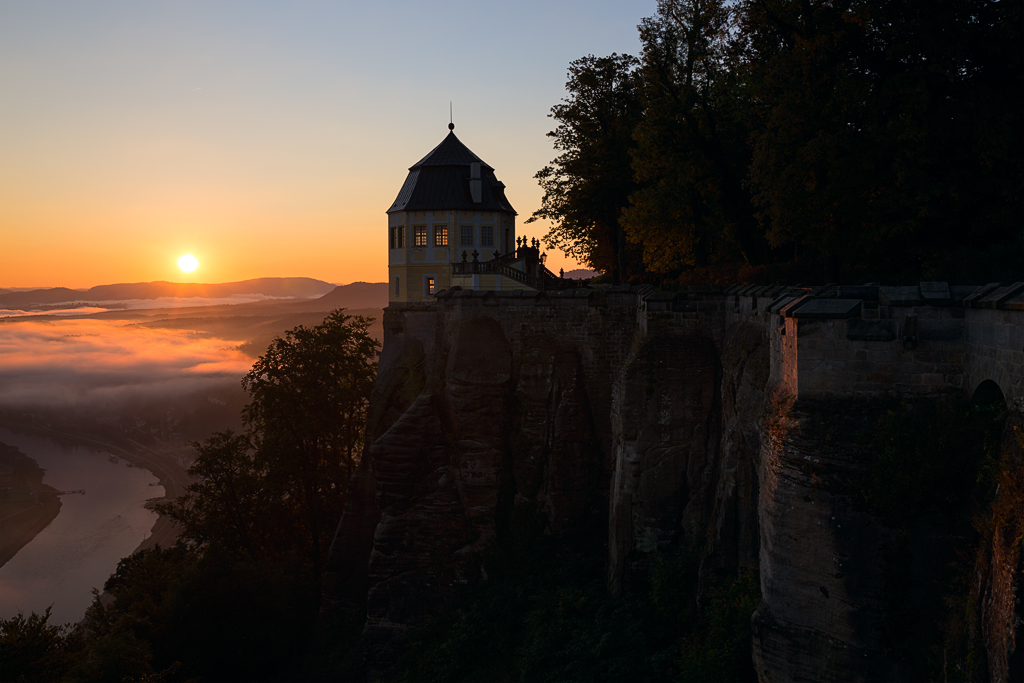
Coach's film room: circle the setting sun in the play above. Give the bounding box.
[177,254,199,273]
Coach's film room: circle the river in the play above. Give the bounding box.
[0,428,163,625]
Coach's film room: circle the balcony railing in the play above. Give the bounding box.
[451,249,577,291]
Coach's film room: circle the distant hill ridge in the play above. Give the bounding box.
[0,278,375,309]
[562,269,598,280]
[314,282,389,310]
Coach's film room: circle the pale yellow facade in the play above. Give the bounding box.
[388,209,516,303]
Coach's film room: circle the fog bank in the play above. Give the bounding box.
[0,319,252,411]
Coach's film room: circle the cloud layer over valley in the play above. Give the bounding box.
[0,319,253,411]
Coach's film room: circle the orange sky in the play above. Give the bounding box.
[0,2,652,289]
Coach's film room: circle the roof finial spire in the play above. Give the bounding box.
[449,101,454,131]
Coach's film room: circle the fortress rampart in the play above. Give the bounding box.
[397,281,1024,406]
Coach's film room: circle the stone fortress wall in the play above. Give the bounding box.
[419,280,1024,406]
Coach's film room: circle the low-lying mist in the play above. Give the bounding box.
[0,319,252,414]
[0,296,382,446]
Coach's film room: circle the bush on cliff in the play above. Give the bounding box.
[859,396,1011,680]
[389,540,760,683]
[866,398,1006,521]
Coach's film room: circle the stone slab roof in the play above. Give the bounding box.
[879,286,923,306]
[791,298,863,319]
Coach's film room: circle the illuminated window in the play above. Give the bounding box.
[460,225,474,247]
[425,277,435,295]
[434,225,448,246]
[480,225,494,247]
[413,225,428,247]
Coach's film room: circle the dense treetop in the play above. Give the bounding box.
[533,0,1023,284]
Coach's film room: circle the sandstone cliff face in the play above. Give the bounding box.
[608,321,767,597]
[752,399,1024,683]
[978,413,1024,683]
[320,288,1023,681]
[321,298,636,672]
[321,292,778,675]
[752,401,899,681]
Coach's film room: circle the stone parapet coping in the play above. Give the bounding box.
[386,281,1022,407]
[397,282,1023,317]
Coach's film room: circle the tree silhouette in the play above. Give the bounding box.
[534,0,1023,283]
[162,309,379,576]
[528,54,644,283]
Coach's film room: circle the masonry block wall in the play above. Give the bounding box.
[965,307,1024,411]
[383,288,640,459]
[757,281,1024,404]
[388,281,1024,411]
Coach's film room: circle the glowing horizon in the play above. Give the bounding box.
[0,2,653,290]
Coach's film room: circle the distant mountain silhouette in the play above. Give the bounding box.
[0,278,340,309]
[562,269,598,280]
[0,287,86,307]
[313,282,388,309]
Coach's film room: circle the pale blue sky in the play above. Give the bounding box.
[0,0,656,286]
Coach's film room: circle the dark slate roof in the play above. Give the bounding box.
[410,131,493,170]
[387,131,516,214]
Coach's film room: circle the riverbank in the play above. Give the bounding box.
[0,417,191,561]
[0,441,64,568]
[0,496,62,569]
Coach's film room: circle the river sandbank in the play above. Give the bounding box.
[0,417,191,567]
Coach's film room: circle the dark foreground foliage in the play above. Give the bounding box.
[0,545,321,682]
[389,540,760,683]
[161,310,378,578]
[84,545,320,682]
[0,608,81,683]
